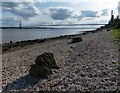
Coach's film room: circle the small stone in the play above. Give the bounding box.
[80,73,85,77]
[88,74,93,78]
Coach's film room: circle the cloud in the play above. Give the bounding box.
[80,10,98,17]
[47,7,75,20]
[101,9,109,16]
[76,10,99,21]
[2,2,41,19]
[47,7,102,24]
[118,1,120,17]
[2,16,18,27]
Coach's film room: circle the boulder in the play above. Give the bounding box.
[35,52,60,69]
[70,37,82,43]
[29,52,60,78]
[29,64,52,78]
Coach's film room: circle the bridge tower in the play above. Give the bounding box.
[18,17,22,29]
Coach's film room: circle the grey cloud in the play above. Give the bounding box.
[48,8,73,20]
[77,10,99,21]
[2,17,17,22]
[77,15,85,21]
[81,10,98,17]
[2,2,41,19]
[2,17,18,27]
[118,1,120,18]
[101,9,109,16]
[118,6,120,12]
[118,2,120,12]
[48,8,99,21]
[2,2,19,10]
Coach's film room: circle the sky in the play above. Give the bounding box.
[1,0,120,27]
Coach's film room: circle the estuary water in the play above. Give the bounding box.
[2,25,102,43]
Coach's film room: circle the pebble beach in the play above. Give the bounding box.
[2,29,119,92]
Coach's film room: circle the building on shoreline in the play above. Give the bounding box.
[111,10,114,22]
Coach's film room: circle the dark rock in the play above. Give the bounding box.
[82,32,86,35]
[94,74,98,77]
[29,64,52,78]
[80,73,85,77]
[10,41,12,44]
[69,37,82,44]
[29,52,60,78]
[38,39,45,43]
[88,74,93,78]
[35,52,60,69]
[107,29,110,31]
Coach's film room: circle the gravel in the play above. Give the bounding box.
[2,30,119,92]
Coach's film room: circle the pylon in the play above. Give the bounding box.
[18,17,22,29]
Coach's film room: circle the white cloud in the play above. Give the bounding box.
[2,1,115,26]
[118,1,120,18]
[2,2,41,19]
[3,0,118,3]
[101,9,109,16]
[3,0,45,2]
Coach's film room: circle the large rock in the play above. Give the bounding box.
[29,52,60,78]
[35,52,60,69]
[29,64,52,78]
[70,37,82,43]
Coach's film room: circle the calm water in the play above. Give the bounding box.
[2,25,102,43]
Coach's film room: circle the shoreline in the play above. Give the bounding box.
[2,30,98,53]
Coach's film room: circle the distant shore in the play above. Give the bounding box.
[1,27,54,29]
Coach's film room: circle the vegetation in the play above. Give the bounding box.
[111,29,120,36]
[111,29,120,45]
[110,29,120,72]
[118,62,120,64]
[102,16,120,29]
[103,16,120,72]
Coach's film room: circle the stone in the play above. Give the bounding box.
[80,73,85,77]
[35,52,60,69]
[29,64,52,78]
[10,41,12,43]
[29,52,60,78]
[70,37,82,44]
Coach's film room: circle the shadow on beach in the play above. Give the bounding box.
[3,74,42,91]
